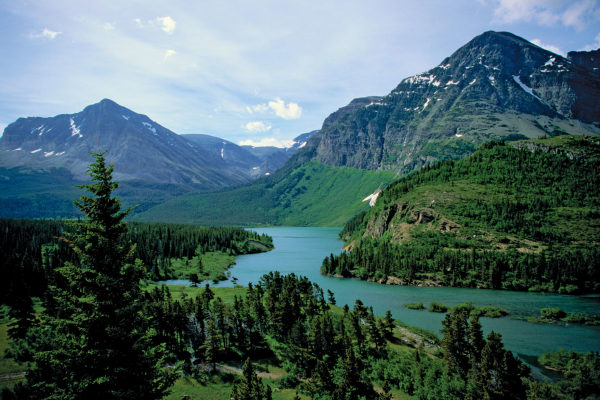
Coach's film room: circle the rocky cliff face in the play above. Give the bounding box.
[568,49,600,72]
[305,31,600,173]
[0,99,248,187]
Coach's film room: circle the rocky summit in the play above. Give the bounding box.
[0,99,248,187]
[304,31,600,173]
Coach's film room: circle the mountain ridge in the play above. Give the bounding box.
[0,99,248,186]
[304,31,600,174]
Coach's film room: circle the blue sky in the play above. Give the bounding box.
[1,0,599,146]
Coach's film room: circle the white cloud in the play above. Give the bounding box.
[134,18,143,27]
[29,28,62,40]
[491,0,600,30]
[268,98,302,119]
[531,39,566,56]
[246,104,269,114]
[238,137,295,148]
[247,98,302,119]
[103,22,115,30]
[153,16,176,34]
[164,49,177,60]
[580,32,600,50]
[243,121,272,133]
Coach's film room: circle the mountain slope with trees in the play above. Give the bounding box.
[135,31,600,227]
[322,136,600,294]
[304,31,600,174]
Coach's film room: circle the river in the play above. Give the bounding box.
[165,227,600,380]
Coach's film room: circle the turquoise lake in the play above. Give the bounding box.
[163,227,600,380]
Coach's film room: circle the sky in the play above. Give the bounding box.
[1,0,599,147]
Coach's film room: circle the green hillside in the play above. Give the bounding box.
[133,159,397,227]
[0,166,202,219]
[324,135,600,294]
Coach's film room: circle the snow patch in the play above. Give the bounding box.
[422,98,431,110]
[489,76,495,84]
[404,74,436,86]
[462,79,477,92]
[265,172,270,175]
[439,64,451,69]
[221,148,224,158]
[512,75,541,100]
[362,191,381,207]
[13,148,22,151]
[455,134,463,137]
[545,57,555,67]
[446,80,459,85]
[55,151,65,156]
[69,118,82,138]
[187,143,194,147]
[32,125,47,136]
[44,151,54,157]
[253,167,259,170]
[365,101,387,107]
[31,148,42,153]
[122,115,129,120]
[298,142,307,149]
[142,122,157,134]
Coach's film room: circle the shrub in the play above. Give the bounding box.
[405,301,425,310]
[428,301,448,313]
[541,307,567,320]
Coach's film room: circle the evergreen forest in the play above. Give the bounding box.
[1,142,599,400]
[324,137,600,295]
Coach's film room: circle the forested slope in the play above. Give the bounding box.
[0,219,273,306]
[323,135,600,294]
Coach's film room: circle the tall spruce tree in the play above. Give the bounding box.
[25,149,178,400]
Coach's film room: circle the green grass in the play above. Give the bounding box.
[165,373,311,400]
[404,301,425,310]
[0,166,202,220]
[133,160,397,227]
[164,251,237,283]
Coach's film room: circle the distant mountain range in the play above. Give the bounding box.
[2,31,599,225]
[0,99,316,218]
[132,31,600,226]
[182,130,316,178]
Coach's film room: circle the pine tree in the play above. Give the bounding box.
[232,358,270,400]
[25,149,178,400]
[441,310,470,376]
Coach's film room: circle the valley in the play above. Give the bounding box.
[1,30,600,400]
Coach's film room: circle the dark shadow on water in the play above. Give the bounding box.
[518,353,564,382]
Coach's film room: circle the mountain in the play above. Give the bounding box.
[0,99,258,219]
[328,136,600,294]
[304,31,600,173]
[183,130,318,178]
[182,134,263,177]
[0,99,247,186]
[134,31,600,226]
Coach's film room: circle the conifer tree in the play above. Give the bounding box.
[25,149,177,400]
[232,358,271,400]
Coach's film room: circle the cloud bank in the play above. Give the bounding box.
[243,121,272,133]
[491,0,600,30]
[247,98,302,120]
[154,16,176,34]
[29,28,62,40]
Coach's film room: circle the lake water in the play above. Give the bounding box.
[164,227,600,380]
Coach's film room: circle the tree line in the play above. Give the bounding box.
[328,140,600,294]
[0,218,272,308]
